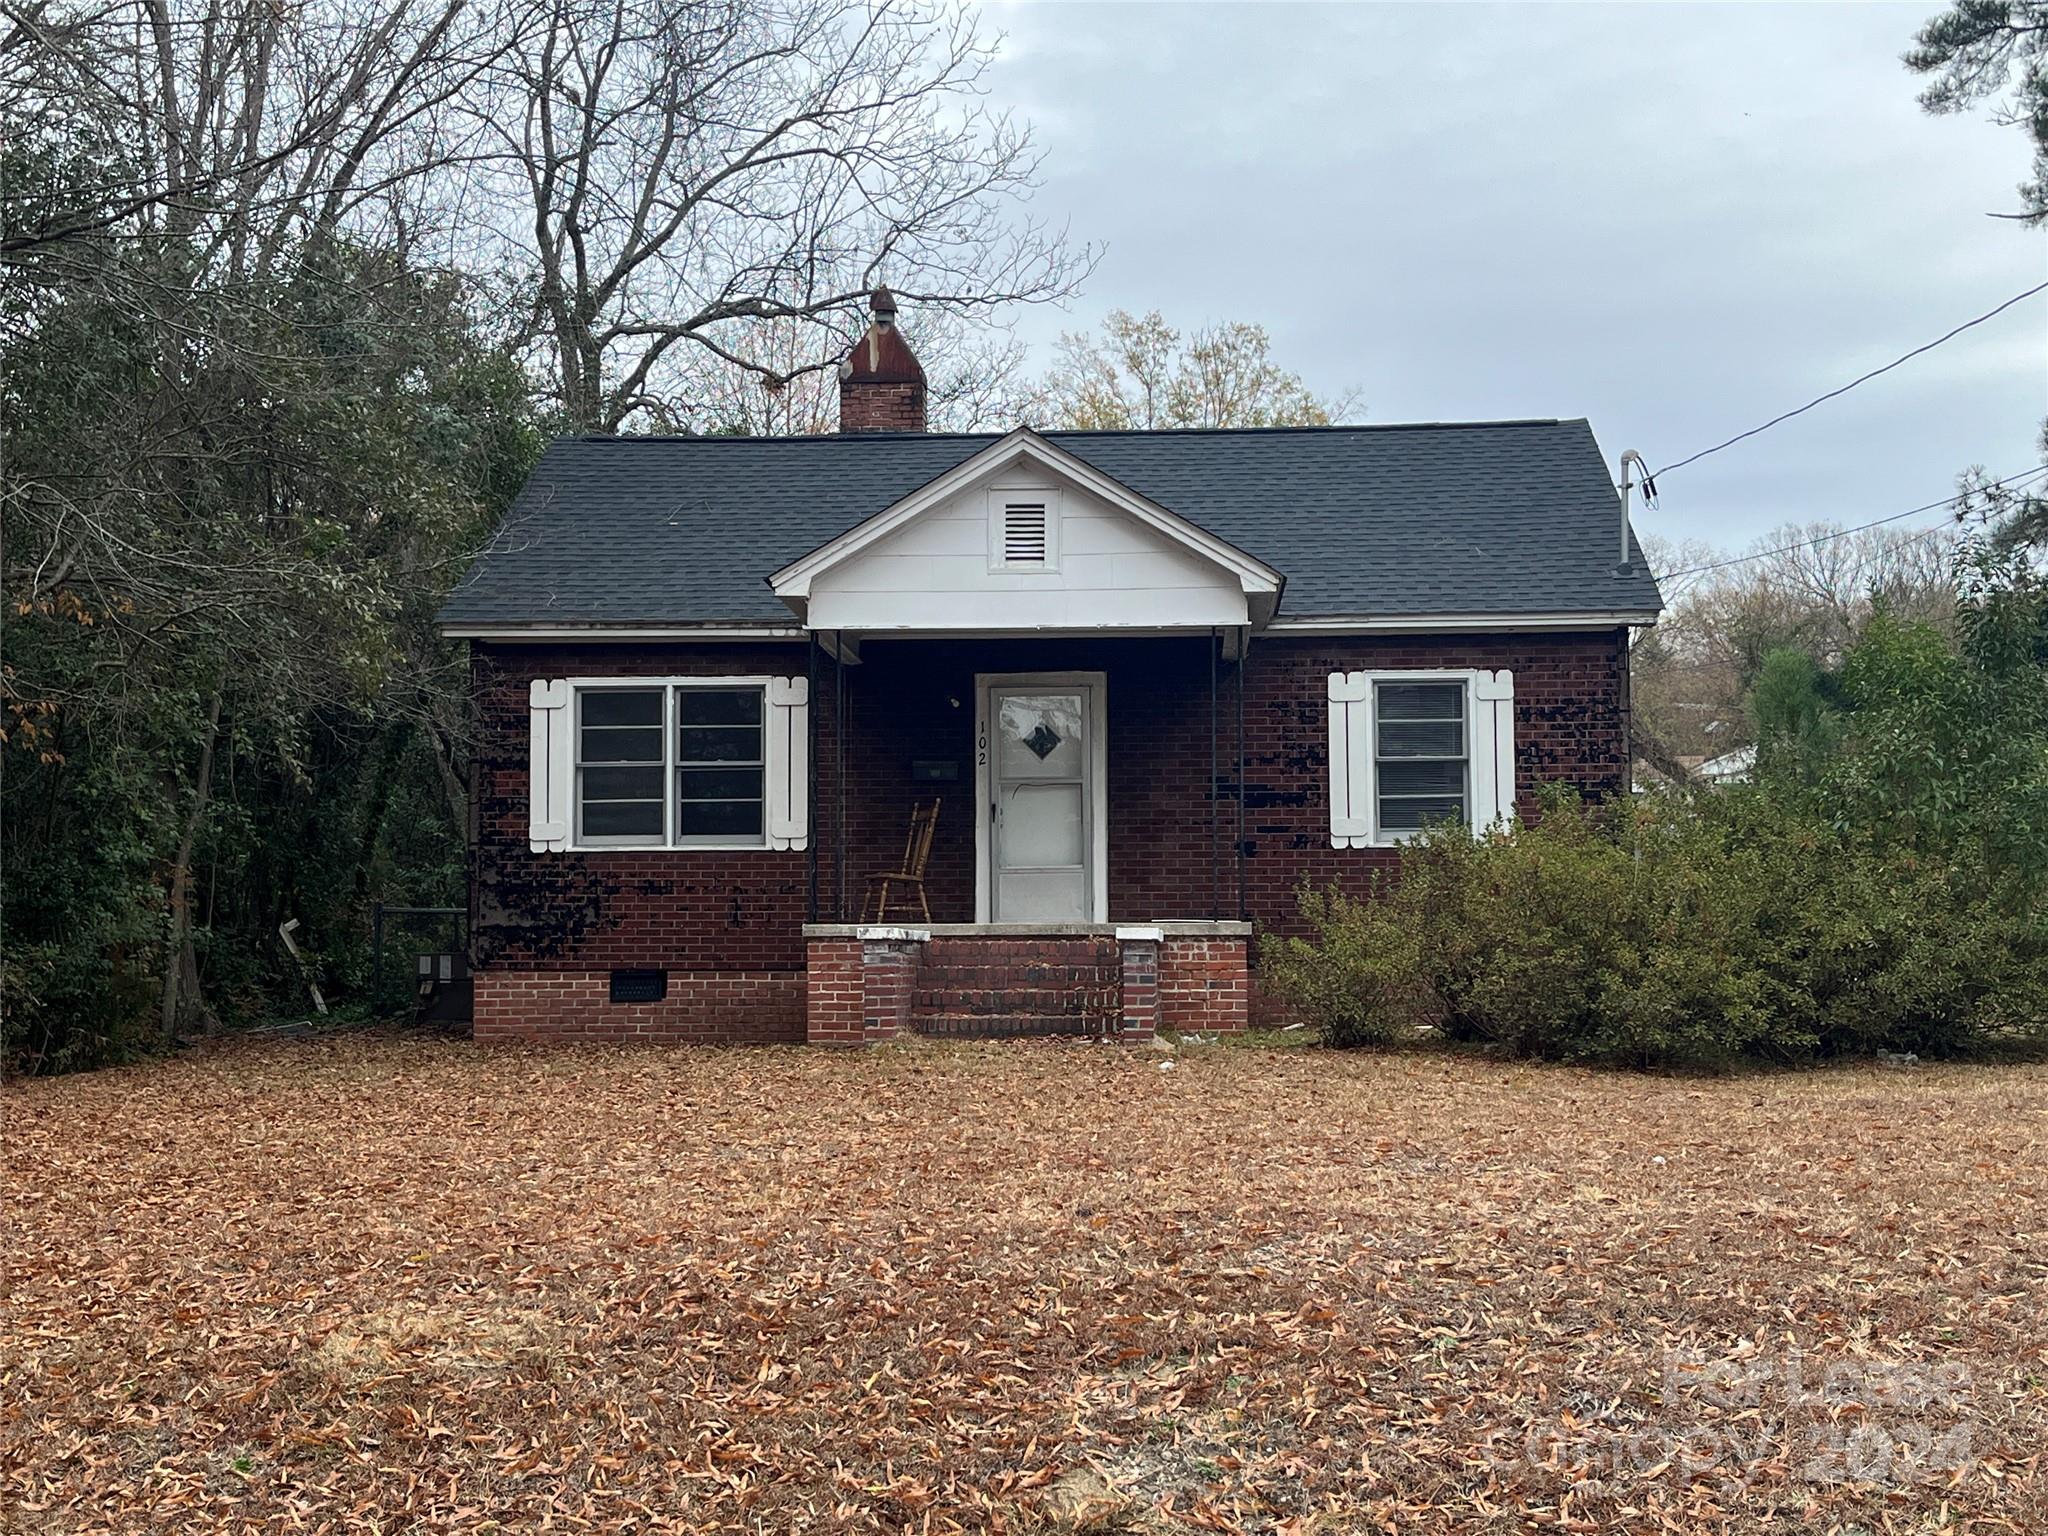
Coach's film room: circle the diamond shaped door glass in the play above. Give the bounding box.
[997,694,1083,779]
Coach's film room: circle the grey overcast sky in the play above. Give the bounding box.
[981,0,2048,558]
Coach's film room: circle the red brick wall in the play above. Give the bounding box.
[468,630,1628,1036]
[810,632,1628,937]
[861,939,918,1042]
[1159,937,1251,1034]
[1232,631,1631,938]
[473,970,802,1043]
[802,930,1249,1042]
[910,934,1121,1033]
[1117,938,1159,1041]
[472,641,814,974]
[805,938,863,1045]
[838,379,926,433]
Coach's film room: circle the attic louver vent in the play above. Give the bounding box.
[1002,502,1049,564]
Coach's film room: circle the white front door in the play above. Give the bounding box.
[980,676,1104,922]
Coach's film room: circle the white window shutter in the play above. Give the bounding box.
[1473,669,1517,829]
[1327,671,1371,847]
[528,679,571,852]
[765,677,811,851]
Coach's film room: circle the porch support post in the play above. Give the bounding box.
[1208,627,1218,920]
[835,631,849,922]
[1236,626,1248,922]
[806,632,819,923]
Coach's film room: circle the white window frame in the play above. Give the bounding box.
[569,676,776,851]
[1367,671,1475,845]
[986,483,1062,573]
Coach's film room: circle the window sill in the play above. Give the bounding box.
[567,843,777,854]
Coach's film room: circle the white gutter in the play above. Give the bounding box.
[447,612,1661,642]
[443,624,808,641]
[1265,611,1660,634]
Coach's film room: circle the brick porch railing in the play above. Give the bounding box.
[799,922,1251,1045]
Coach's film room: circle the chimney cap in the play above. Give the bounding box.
[841,287,924,387]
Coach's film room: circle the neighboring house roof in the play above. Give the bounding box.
[439,418,1665,630]
[1697,746,1757,782]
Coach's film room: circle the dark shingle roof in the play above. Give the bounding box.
[439,420,1664,627]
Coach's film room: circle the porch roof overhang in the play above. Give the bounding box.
[765,427,1285,634]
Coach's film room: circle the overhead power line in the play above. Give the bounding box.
[1654,279,2048,480]
[1654,463,2048,582]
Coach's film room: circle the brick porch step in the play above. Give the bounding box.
[913,1012,1106,1039]
[909,936,1118,1038]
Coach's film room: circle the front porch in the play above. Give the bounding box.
[801,921,1252,1045]
[797,630,1257,1044]
[773,424,1273,1046]
[806,633,1252,927]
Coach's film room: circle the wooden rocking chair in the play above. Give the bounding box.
[863,798,941,924]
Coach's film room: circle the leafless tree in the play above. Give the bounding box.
[678,307,1034,434]
[466,0,1091,431]
[5,1,1089,1043]
[1,0,514,264]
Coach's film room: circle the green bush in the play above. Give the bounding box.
[1258,880,1434,1048]
[1262,787,2048,1071]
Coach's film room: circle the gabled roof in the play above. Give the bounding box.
[439,418,1665,630]
[767,427,1283,621]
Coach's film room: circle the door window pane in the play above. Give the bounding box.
[996,693,1084,778]
[999,781,1084,868]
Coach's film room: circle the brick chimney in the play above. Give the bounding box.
[838,286,926,433]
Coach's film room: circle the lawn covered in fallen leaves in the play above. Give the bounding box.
[4,1033,2045,1534]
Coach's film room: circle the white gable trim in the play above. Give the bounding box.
[767,428,1283,618]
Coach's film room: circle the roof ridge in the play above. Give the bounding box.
[567,418,1574,447]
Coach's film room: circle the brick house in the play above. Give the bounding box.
[441,291,1664,1044]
